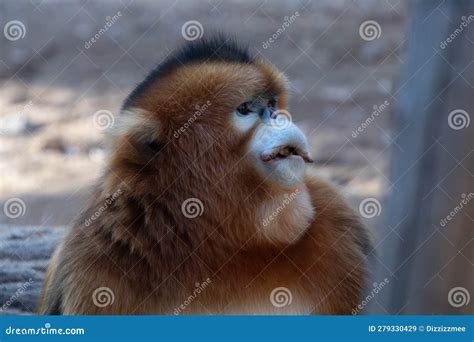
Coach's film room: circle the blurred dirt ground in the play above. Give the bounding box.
[0,0,407,314]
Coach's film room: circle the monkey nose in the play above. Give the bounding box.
[261,107,278,120]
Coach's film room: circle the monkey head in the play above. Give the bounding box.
[107,37,315,245]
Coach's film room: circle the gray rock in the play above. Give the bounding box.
[0,225,65,315]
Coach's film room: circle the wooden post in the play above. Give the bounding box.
[370,0,474,314]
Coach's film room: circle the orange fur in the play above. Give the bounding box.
[38,42,372,315]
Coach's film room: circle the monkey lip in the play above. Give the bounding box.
[260,145,313,163]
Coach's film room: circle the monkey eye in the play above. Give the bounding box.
[236,102,252,115]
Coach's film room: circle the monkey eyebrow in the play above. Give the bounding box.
[268,97,277,107]
[251,94,277,105]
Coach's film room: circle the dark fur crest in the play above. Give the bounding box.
[124,36,253,109]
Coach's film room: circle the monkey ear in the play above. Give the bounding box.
[109,107,157,137]
[110,107,165,155]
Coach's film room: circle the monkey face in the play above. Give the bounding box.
[231,95,313,189]
[102,38,321,248]
[113,39,313,199]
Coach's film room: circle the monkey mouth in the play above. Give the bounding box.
[260,145,313,163]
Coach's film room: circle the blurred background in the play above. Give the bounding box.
[0,0,472,315]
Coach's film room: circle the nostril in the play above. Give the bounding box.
[261,107,279,120]
[269,108,278,119]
